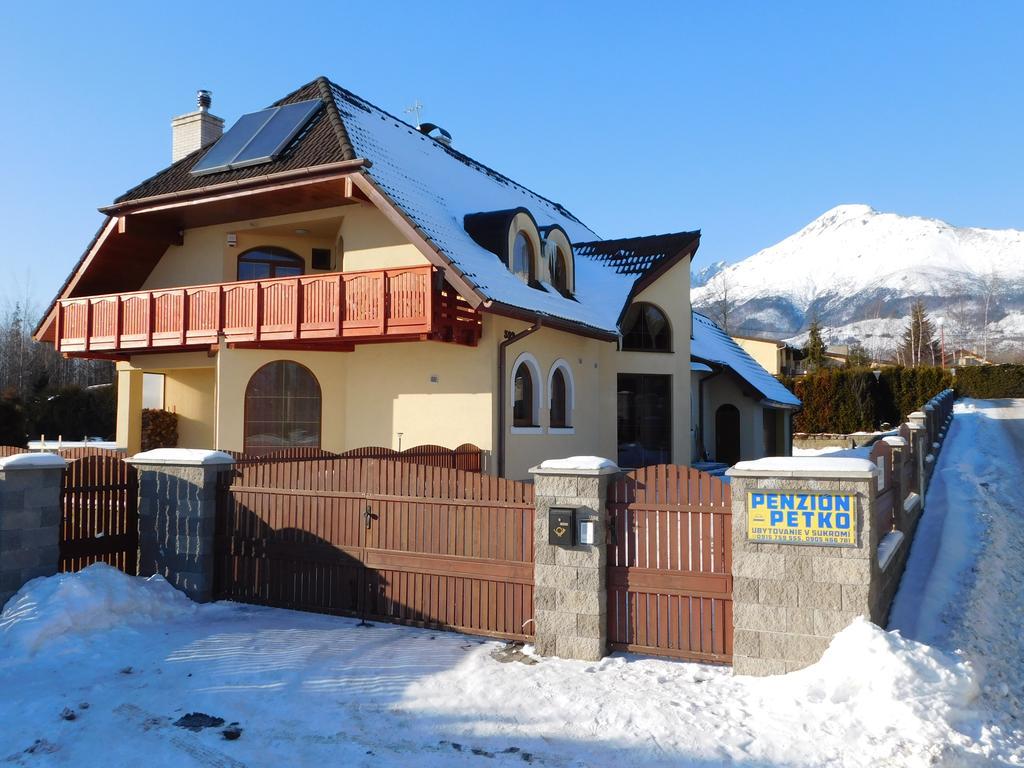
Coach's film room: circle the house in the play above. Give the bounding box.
[696,315,801,464]
[951,349,991,367]
[35,77,797,478]
[731,334,804,376]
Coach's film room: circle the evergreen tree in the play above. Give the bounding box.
[898,300,940,367]
[803,319,827,371]
[846,343,872,367]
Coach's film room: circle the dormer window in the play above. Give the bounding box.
[512,231,534,283]
[551,248,569,294]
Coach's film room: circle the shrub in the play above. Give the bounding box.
[0,393,26,446]
[25,384,116,442]
[954,365,1024,398]
[141,409,178,451]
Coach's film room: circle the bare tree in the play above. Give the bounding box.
[705,271,736,334]
[976,269,1006,360]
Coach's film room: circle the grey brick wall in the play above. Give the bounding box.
[134,461,230,603]
[530,466,617,661]
[727,469,879,675]
[0,464,65,609]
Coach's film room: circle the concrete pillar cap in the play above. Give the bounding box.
[0,453,67,471]
[129,449,235,466]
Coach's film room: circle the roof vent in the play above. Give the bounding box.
[419,122,452,146]
[197,89,212,111]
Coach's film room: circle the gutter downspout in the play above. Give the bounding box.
[697,364,724,461]
[497,319,542,477]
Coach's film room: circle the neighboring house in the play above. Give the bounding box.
[35,77,797,478]
[951,349,991,367]
[694,314,801,464]
[731,334,804,376]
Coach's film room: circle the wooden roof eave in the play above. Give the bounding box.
[614,237,701,328]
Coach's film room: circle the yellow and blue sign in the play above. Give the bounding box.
[746,491,857,547]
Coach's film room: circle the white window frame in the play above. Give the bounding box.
[547,359,575,435]
[510,351,543,434]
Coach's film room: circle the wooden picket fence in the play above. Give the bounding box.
[606,464,733,664]
[215,457,534,640]
[221,443,484,472]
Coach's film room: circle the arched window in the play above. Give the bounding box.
[551,248,569,295]
[511,231,534,283]
[238,246,305,281]
[621,302,671,352]
[511,353,542,430]
[244,361,322,454]
[513,363,535,427]
[548,360,574,430]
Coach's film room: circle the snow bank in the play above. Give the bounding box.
[0,564,195,655]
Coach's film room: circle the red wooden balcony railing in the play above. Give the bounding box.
[55,265,445,354]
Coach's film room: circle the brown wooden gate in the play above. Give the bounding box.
[60,455,139,574]
[607,465,733,663]
[215,458,535,640]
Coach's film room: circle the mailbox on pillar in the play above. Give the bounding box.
[548,507,597,547]
[548,507,575,546]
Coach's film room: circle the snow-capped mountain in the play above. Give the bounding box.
[691,205,1024,359]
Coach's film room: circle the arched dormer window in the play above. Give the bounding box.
[540,226,574,297]
[511,352,542,430]
[548,360,574,430]
[511,231,534,283]
[621,302,671,352]
[238,246,304,281]
[244,361,322,454]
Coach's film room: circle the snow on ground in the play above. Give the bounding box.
[0,567,993,767]
[890,398,1024,761]
[3,402,1024,766]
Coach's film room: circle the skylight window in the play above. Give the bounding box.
[190,99,323,176]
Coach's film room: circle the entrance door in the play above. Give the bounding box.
[617,373,671,468]
[715,404,741,465]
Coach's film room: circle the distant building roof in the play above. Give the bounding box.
[692,312,802,409]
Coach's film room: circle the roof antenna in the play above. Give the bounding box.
[404,98,424,128]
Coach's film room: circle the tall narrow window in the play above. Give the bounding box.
[237,246,305,281]
[621,302,671,352]
[513,362,535,427]
[551,248,569,295]
[550,368,568,428]
[511,231,533,283]
[244,361,321,454]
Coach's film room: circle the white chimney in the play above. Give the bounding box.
[171,89,224,163]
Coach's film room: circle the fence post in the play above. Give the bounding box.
[0,454,66,609]
[907,411,929,493]
[129,449,234,603]
[529,458,619,661]
[726,457,880,676]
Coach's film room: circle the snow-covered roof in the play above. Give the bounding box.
[333,83,648,333]
[691,311,802,409]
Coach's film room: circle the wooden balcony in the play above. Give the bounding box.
[56,265,482,355]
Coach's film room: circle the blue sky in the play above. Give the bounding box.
[2,1,1021,310]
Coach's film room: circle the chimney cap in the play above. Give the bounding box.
[197,89,212,111]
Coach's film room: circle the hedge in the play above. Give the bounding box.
[781,364,1024,433]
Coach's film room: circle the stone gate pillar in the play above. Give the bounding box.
[0,454,66,608]
[726,457,880,676]
[529,458,619,661]
[129,449,234,603]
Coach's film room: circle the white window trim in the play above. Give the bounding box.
[547,358,575,430]
[511,426,545,435]
[510,351,543,431]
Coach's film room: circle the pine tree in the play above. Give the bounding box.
[898,300,940,367]
[803,319,827,371]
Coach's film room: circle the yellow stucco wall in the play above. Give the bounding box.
[140,203,427,291]
[733,337,782,375]
[163,368,216,448]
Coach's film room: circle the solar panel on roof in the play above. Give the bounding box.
[190,99,323,176]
